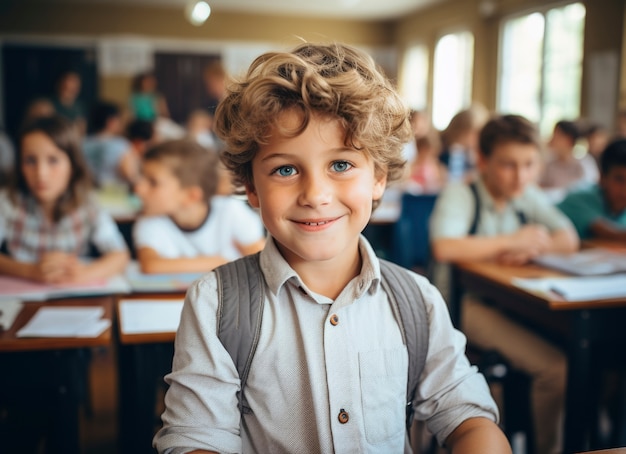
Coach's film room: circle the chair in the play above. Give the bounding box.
[388,192,438,276]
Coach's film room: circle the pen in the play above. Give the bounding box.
[550,287,567,299]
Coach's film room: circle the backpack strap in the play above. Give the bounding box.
[468,181,481,235]
[379,259,430,430]
[215,253,430,431]
[468,181,528,234]
[214,252,264,415]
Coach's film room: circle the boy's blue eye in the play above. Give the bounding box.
[275,166,296,177]
[332,161,351,172]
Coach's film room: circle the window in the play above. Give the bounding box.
[400,43,428,111]
[432,31,474,130]
[498,2,586,136]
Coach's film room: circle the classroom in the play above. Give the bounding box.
[0,0,626,453]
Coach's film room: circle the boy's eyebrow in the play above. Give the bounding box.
[259,147,360,162]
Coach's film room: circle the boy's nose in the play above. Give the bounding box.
[298,175,332,207]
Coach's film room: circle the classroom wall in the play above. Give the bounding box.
[1,0,625,127]
[0,0,394,107]
[395,0,626,129]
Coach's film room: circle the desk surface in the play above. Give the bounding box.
[456,260,626,311]
[116,294,183,345]
[0,296,114,352]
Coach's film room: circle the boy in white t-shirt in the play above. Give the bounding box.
[132,139,265,273]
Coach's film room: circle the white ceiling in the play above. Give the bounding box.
[72,0,444,20]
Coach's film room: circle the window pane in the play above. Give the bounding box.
[401,44,428,111]
[432,31,474,130]
[542,2,585,135]
[498,13,544,122]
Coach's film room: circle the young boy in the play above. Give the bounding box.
[153,43,509,453]
[132,139,265,274]
[558,139,626,240]
[540,119,598,202]
[429,114,579,454]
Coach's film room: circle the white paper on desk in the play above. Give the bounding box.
[17,306,110,338]
[119,299,184,334]
[0,299,23,330]
[513,274,626,301]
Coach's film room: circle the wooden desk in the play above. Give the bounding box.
[116,294,183,454]
[0,296,114,453]
[451,261,626,453]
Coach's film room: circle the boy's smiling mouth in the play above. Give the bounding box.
[293,216,341,229]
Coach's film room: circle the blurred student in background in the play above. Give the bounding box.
[540,120,598,202]
[132,139,265,274]
[50,70,86,134]
[118,119,157,187]
[558,139,626,241]
[430,114,579,454]
[129,72,170,122]
[83,100,132,188]
[439,104,489,183]
[0,115,129,283]
[406,130,446,194]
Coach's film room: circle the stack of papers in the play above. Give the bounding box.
[17,306,110,338]
[513,274,626,302]
[533,249,626,276]
[118,299,184,334]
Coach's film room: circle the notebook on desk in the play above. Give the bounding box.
[533,248,626,276]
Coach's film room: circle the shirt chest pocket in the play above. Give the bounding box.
[358,346,407,444]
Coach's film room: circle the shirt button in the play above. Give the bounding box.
[338,409,349,424]
[329,314,339,326]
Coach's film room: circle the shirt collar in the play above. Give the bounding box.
[259,234,382,300]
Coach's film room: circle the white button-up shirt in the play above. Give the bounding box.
[154,236,498,454]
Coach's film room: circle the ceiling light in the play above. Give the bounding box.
[186,0,211,26]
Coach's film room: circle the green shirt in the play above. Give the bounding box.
[557,185,626,239]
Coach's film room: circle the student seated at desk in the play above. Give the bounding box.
[132,139,265,274]
[153,42,509,454]
[0,115,130,284]
[429,114,579,454]
[558,139,626,241]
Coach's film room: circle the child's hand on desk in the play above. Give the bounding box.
[510,224,551,254]
[32,252,78,283]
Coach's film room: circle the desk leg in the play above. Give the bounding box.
[563,310,593,453]
[118,343,173,454]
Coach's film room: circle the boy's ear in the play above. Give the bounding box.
[246,183,260,208]
[372,175,387,201]
[476,151,489,173]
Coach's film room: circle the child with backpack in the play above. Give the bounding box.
[429,114,579,454]
[153,42,508,453]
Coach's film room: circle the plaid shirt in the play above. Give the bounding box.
[0,190,128,263]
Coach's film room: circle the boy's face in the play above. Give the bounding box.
[548,127,573,155]
[479,141,540,202]
[601,166,626,214]
[134,160,189,216]
[247,111,386,266]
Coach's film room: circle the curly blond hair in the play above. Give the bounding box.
[214,42,411,203]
